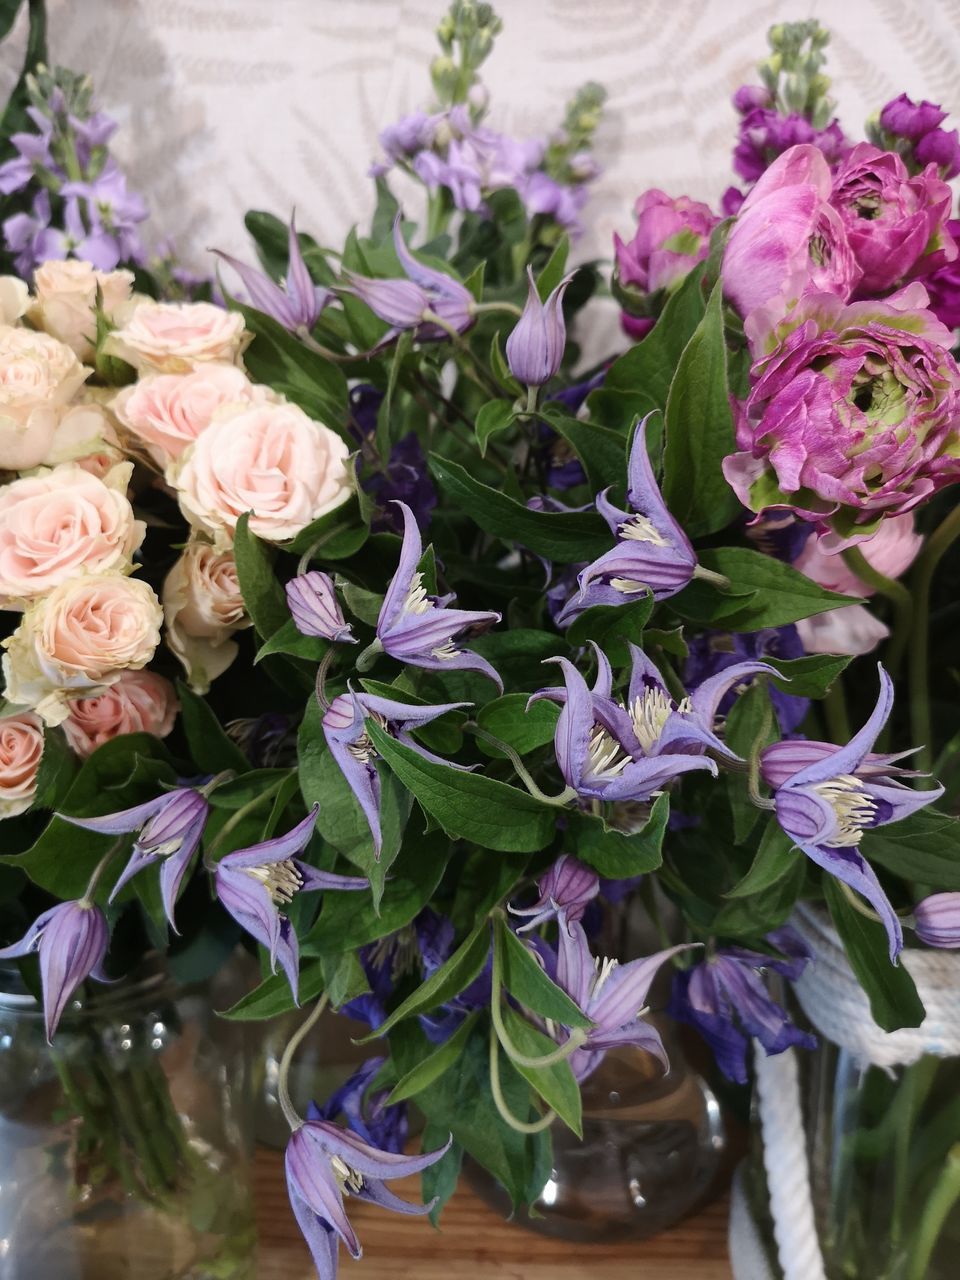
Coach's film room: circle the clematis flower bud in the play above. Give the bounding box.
[505,266,575,386]
[285,571,355,643]
[913,893,960,948]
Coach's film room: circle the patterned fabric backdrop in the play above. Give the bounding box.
[3,1,960,284]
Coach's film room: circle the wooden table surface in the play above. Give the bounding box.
[254,1146,734,1278]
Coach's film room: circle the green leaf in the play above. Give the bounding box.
[565,593,654,665]
[387,1011,480,1104]
[278,502,369,560]
[320,950,370,1008]
[498,1005,582,1137]
[496,916,591,1027]
[367,720,555,853]
[422,1124,463,1226]
[256,619,328,664]
[31,726,78,812]
[724,681,778,843]
[176,680,249,773]
[824,878,925,1032]
[221,959,325,1020]
[207,769,291,809]
[536,236,570,300]
[231,303,348,430]
[662,282,740,537]
[475,400,517,456]
[429,454,610,563]
[233,512,289,638]
[569,792,669,877]
[538,406,628,494]
[726,821,799,899]
[476,695,559,757]
[861,810,960,892]
[766,653,853,698]
[489,331,521,395]
[358,920,491,1042]
[710,855,806,938]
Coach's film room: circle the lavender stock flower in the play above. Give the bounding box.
[505,266,575,386]
[669,930,816,1084]
[0,900,109,1041]
[375,501,501,685]
[286,572,356,643]
[555,417,697,625]
[62,787,209,930]
[509,854,599,935]
[912,893,960,948]
[285,1117,450,1280]
[761,666,944,961]
[215,807,368,1000]
[215,212,329,331]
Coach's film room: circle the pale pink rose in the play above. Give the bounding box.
[105,301,249,373]
[113,364,263,468]
[0,462,145,605]
[62,668,178,758]
[0,326,89,471]
[29,259,136,362]
[0,711,44,819]
[0,277,29,327]
[162,540,251,692]
[2,575,163,725]
[175,400,352,545]
[794,514,923,655]
[43,400,123,474]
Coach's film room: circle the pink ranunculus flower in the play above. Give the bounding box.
[175,400,352,546]
[0,710,44,819]
[0,326,90,471]
[0,462,145,606]
[722,144,861,341]
[2,574,163,725]
[113,364,265,470]
[723,284,960,542]
[62,668,178,758]
[162,540,251,693]
[829,143,957,295]
[794,514,923,655]
[614,190,717,296]
[29,259,136,362]
[104,301,249,373]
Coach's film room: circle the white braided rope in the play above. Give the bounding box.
[729,909,960,1280]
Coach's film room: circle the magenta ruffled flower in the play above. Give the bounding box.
[925,220,960,329]
[829,143,957,295]
[723,284,960,539]
[613,190,717,327]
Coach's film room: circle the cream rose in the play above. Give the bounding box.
[162,540,250,692]
[113,364,263,469]
[0,711,44,818]
[0,326,89,471]
[2,574,163,725]
[42,400,124,474]
[62,668,178,758]
[105,301,249,373]
[0,277,29,327]
[29,259,136,362]
[0,462,145,605]
[175,400,352,545]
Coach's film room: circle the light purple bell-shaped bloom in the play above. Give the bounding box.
[285,1116,450,1278]
[376,501,502,686]
[0,900,109,1042]
[62,787,209,932]
[556,417,698,626]
[509,854,599,936]
[286,571,356,643]
[505,266,576,386]
[913,893,960,948]
[322,688,470,857]
[761,666,944,963]
[215,211,329,331]
[215,806,368,1002]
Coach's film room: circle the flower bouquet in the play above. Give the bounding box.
[1,3,959,1278]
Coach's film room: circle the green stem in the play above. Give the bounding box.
[907,1144,960,1280]
[908,505,960,772]
[842,546,913,687]
[490,917,586,1068]
[277,995,330,1130]
[823,677,852,745]
[891,1056,940,1254]
[472,301,523,318]
[467,725,575,806]
[523,385,539,417]
[80,838,126,904]
[746,694,776,812]
[204,775,289,861]
[487,1024,556,1135]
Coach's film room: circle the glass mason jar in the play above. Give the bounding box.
[0,961,256,1280]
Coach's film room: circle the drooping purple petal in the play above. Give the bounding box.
[788,665,894,787]
[217,806,320,871]
[286,1128,362,1258]
[287,1189,340,1280]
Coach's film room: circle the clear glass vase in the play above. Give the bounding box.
[0,961,256,1279]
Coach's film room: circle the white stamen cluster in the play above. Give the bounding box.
[609,575,650,596]
[245,858,303,906]
[403,572,433,615]
[330,1154,364,1196]
[619,515,668,546]
[629,687,690,754]
[813,774,877,847]
[347,711,389,764]
[431,640,460,661]
[586,724,631,782]
[592,954,619,997]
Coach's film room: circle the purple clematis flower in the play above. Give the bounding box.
[555,416,697,625]
[0,900,109,1042]
[912,893,960,948]
[308,1056,407,1154]
[375,501,501,686]
[322,688,470,856]
[760,666,944,962]
[509,854,599,935]
[284,1114,450,1280]
[215,807,368,1001]
[669,928,816,1084]
[554,919,690,1080]
[286,571,356,643]
[215,211,329,331]
[505,266,576,386]
[345,217,474,340]
[62,787,209,931]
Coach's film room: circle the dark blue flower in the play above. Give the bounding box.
[308,1057,407,1154]
[684,625,810,734]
